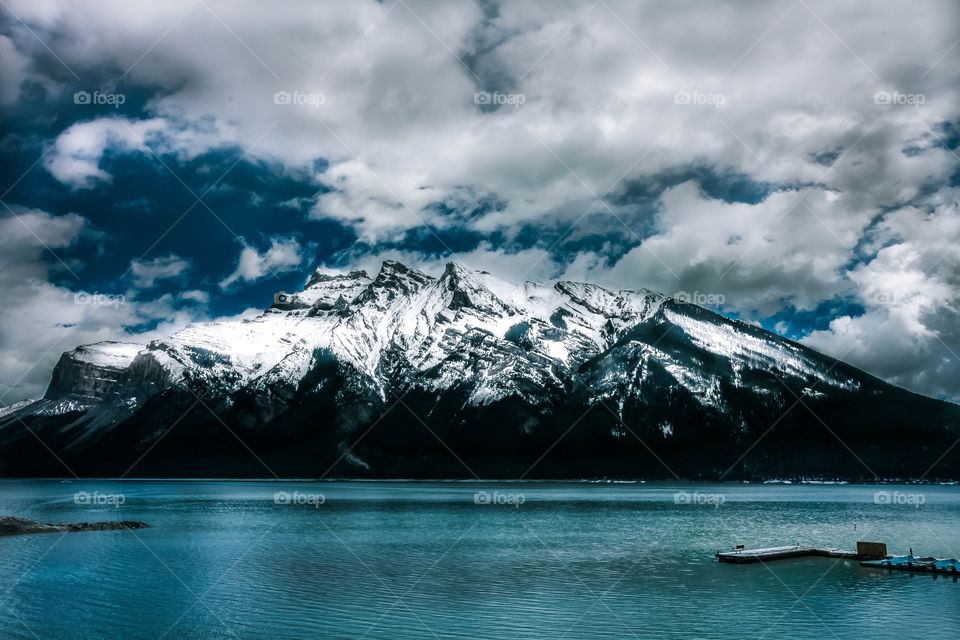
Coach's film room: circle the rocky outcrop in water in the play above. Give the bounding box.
[0,515,150,536]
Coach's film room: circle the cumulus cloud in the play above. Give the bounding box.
[0,208,86,261]
[44,116,235,189]
[0,209,206,403]
[0,35,29,105]
[180,289,210,304]
[220,237,304,289]
[45,118,168,189]
[803,190,960,400]
[573,182,869,314]
[14,1,955,245]
[15,0,959,237]
[129,254,190,288]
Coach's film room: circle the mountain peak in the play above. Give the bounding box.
[442,261,470,276]
[350,260,433,307]
[380,258,407,270]
[440,261,471,288]
[305,266,369,289]
[437,262,532,315]
[374,260,432,284]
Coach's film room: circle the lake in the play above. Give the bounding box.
[1,480,958,639]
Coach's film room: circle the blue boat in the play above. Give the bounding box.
[861,555,960,575]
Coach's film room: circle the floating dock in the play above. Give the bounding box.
[716,545,858,564]
[718,541,959,578]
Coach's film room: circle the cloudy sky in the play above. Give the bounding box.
[0,0,958,404]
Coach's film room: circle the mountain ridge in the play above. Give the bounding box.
[1,260,958,479]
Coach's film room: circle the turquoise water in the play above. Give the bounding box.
[1,481,958,639]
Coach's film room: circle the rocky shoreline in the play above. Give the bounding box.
[0,515,149,537]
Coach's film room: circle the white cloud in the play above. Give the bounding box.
[12,0,955,258]
[0,208,86,261]
[803,191,960,400]
[45,117,168,189]
[0,209,207,403]
[129,254,190,288]
[7,0,955,205]
[180,289,210,304]
[15,0,958,238]
[568,181,871,315]
[0,35,30,105]
[44,116,236,189]
[220,237,304,289]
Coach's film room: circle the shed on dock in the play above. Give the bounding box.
[856,541,887,560]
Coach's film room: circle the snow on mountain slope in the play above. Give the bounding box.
[663,308,856,390]
[69,341,144,368]
[142,313,335,389]
[6,259,960,479]
[44,341,144,403]
[0,399,37,419]
[41,260,859,413]
[276,267,372,312]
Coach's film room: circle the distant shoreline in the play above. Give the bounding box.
[1,477,957,485]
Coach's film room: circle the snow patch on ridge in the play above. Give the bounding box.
[544,340,569,363]
[664,309,854,389]
[70,341,144,368]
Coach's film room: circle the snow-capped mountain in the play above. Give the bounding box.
[2,261,958,479]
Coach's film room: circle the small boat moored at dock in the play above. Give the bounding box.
[860,556,960,575]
